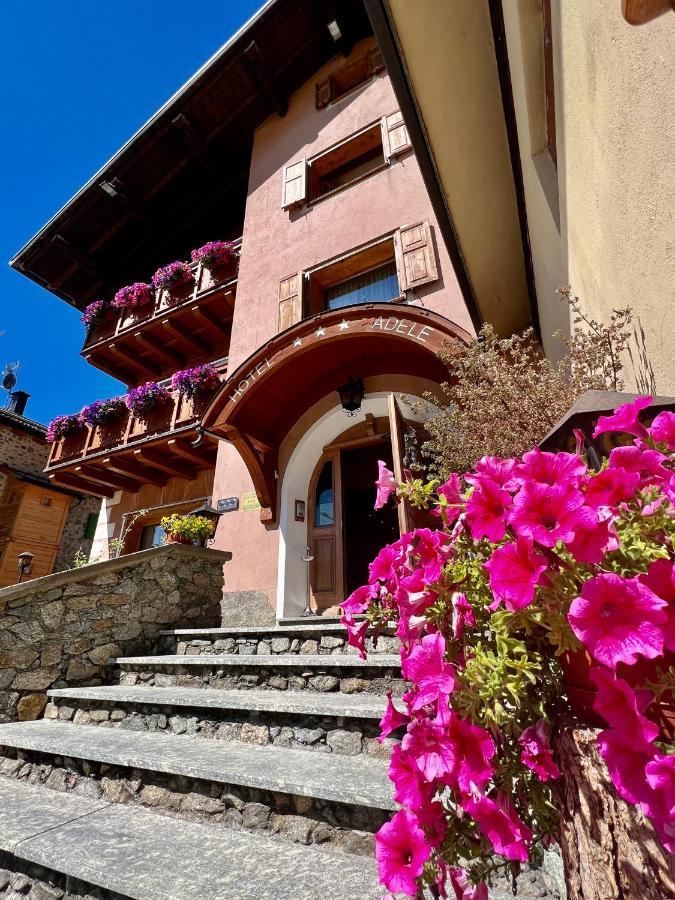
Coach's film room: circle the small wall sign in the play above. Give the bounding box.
[217,497,239,513]
[242,491,261,511]
[294,499,306,522]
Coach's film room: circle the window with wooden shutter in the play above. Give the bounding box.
[281,159,307,209]
[314,46,385,110]
[381,111,411,161]
[394,221,439,291]
[278,273,304,332]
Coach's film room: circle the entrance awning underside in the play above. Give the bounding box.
[202,303,470,520]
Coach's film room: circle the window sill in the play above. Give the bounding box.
[306,161,390,210]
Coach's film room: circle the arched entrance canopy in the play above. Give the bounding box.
[202,303,471,520]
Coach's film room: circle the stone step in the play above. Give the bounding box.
[0,776,383,899]
[44,686,400,757]
[116,653,404,695]
[0,721,393,853]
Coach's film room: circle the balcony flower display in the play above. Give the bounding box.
[159,513,216,545]
[170,364,221,399]
[80,299,109,327]
[112,282,153,310]
[45,414,84,443]
[124,381,172,417]
[78,397,127,427]
[343,396,674,898]
[151,260,194,293]
[190,240,236,270]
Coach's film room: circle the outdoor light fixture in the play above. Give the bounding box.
[99,180,119,198]
[327,19,342,41]
[337,377,365,416]
[17,551,34,583]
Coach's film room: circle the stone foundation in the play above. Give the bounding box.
[0,852,128,900]
[161,633,400,657]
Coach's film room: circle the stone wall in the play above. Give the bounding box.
[0,426,47,480]
[0,544,231,723]
[54,494,102,572]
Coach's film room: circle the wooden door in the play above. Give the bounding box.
[388,393,413,534]
[307,449,344,610]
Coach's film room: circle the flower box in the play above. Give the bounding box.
[151,261,194,298]
[170,364,221,400]
[112,282,154,311]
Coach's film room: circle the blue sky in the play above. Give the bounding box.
[1,0,261,425]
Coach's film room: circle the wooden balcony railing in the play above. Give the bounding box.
[82,239,240,384]
[45,369,225,498]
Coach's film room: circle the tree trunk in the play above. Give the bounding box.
[554,723,674,899]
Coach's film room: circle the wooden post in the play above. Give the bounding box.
[553,723,675,899]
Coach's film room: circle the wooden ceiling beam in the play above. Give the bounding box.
[51,235,113,291]
[99,176,157,231]
[102,455,169,488]
[190,305,232,344]
[243,40,288,118]
[49,471,114,499]
[133,447,196,480]
[75,464,142,494]
[171,114,218,180]
[167,437,217,468]
[133,332,185,371]
[109,341,162,380]
[162,320,210,356]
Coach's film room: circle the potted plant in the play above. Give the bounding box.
[45,414,85,443]
[78,397,128,448]
[112,282,154,312]
[170,364,221,400]
[151,260,194,298]
[190,240,236,270]
[342,396,674,898]
[124,382,172,432]
[80,299,110,330]
[159,513,216,545]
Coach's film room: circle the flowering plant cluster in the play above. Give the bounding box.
[160,513,215,542]
[151,260,194,292]
[190,240,236,269]
[80,299,109,327]
[124,381,172,417]
[78,397,127,427]
[45,414,85,443]
[342,396,674,897]
[112,282,154,310]
[170,364,220,399]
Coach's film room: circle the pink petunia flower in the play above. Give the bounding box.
[441,712,496,792]
[608,445,669,484]
[451,592,476,640]
[639,558,675,652]
[375,809,431,897]
[433,473,463,522]
[379,692,410,742]
[388,744,431,808]
[584,466,640,509]
[513,447,587,488]
[417,797,448,848]
[484,538,548,611]
[449,869,488,900]
[462,791,533,862]
[518,720,561,781]
[345,619,369,659]
[509,483,596,548]
[410,528,454,585]
[567,516,616,564]
[474,456,518,489]
[591,667,659,744]
[645,755,675,822]
[648,410,675,450]
[402,632,456,711]
[568,573,667,668]
[592,395,652,440]
[465,476,513,543]
[402,719,458,781]
[596,729,655,809]
[375,460,397,509]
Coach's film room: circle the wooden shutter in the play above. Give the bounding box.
[281,159,307,209]
[381,111,411,161]
[315,77,333,109]
[394,220,439,291]
[278,273,304,332]
[367,47,385,75]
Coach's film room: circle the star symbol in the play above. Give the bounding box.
[338,320,349,331]
[315,327,326,337]
[293,337,302,348]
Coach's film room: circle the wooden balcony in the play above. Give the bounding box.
[45,381,224,498]
[82,241,240,384]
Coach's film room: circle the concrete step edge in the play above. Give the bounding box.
[116,653,401,668]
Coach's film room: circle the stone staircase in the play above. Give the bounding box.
[0,619,563,899]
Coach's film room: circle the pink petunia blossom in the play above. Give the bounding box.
[341,583,375,617]
[441,712,495,792]
[648,410,675,450]
[462,791,533,862]
[375,809,430,897]
[593,395,652,440]
[518,721,561,781]
[410,528,454,585]
[509,483,596,548]
[402,718,457,781]
[379,692,409,742]
[451,592,476,640]
[465,476,513,543]
[434,473,463,522]
[474,456,518,489]
[584,466,640,509]
[417,797,448,848]
[567,516,615,564]
[596,729,655,808]
[395,569,438,619]
[568,573,667,668]
[449,869,488,900]
[402,632,456,710]
[375,460,397,509]
[513,447,586,488]
[639,558,675,652]
[645,754,675,822]
[345,619,369,659]
[388,744,431,808]
[608,445,669,484]
[484,538,548,611]
[591,667,659,744]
